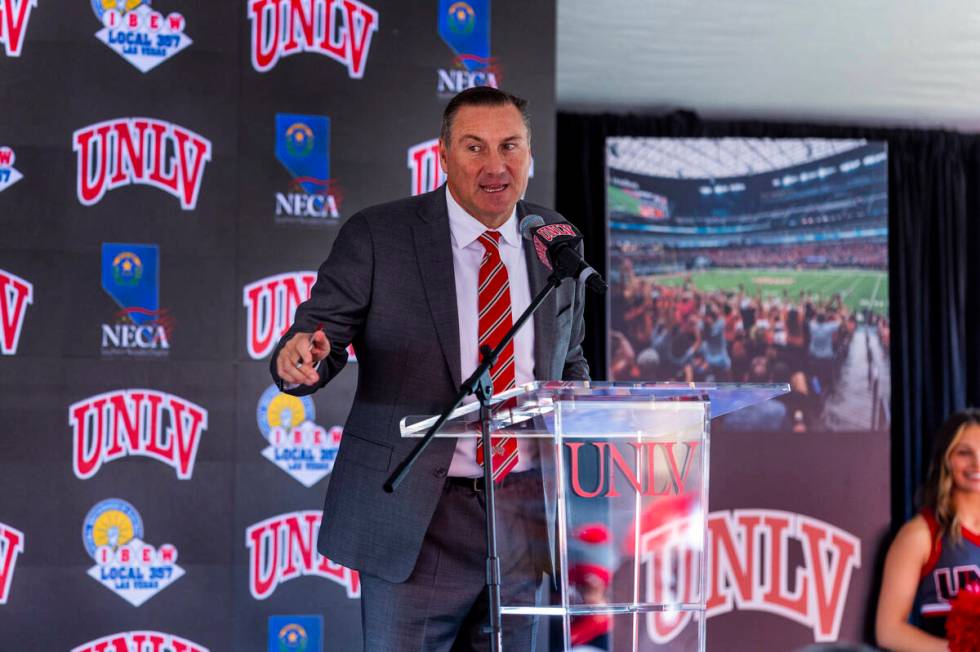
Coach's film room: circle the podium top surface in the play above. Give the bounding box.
[401,381,789,438]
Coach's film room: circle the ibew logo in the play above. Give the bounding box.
[246,511,360,600]
[641,509,861,644]
[274,114,340,223]
[257,384,342,488]
[0,145,24,192]
[407,137,533,196]
[100,243,174,356]
[73,117,212,210]
[436,0,499,93]
[243,271,316,359]
[72,631,210,652]
[91,1,192,73]
[0,267,33,355]
[70,389,208,480]
[0,0,37,58]
[0,521,25,605]
[248,0,378,78]
[82,498,185,606]
[268,615,323,652]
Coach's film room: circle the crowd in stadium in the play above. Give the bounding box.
[611,240,887,270]
[609,258,891,432]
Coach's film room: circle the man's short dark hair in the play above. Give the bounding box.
[440,86,531,145]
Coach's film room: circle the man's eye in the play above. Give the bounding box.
[468,145,481,153]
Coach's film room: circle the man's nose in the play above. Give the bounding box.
[483,148,506,174]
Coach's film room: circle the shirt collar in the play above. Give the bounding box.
[445,186,520,250]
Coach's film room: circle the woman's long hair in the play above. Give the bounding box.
[920,408,980,544]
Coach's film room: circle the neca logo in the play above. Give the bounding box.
[248,0,378,78]
[0,0,37,57]
[73,118,212,210]
[246,511,360,600]
[69,389,208,480]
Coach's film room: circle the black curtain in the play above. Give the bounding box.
[555,110,980,527]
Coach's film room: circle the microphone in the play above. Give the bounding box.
[519,214,607,294]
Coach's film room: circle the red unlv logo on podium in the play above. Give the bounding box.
[72,631,209,652]
[243,271,317,359]
[69,389,209,480]
[245,511,360,600]
[73,118,212,210]
[0,0,37,57]
[641,509,861,644]
[0,268,33,355]
[247,0,379,78]
[0,521,24,604]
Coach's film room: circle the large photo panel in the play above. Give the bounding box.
[607,138,889,433]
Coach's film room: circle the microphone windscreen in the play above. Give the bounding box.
[519,214,545,241]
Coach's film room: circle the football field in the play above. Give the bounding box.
[650,268,889,315]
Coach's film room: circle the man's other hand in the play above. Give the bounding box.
[276,330,331,386]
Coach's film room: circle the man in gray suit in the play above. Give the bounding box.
[272,86,589,650]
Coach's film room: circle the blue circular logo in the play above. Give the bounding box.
[257,385,316,440]
[447,2,476,36]
[82,498,144,559]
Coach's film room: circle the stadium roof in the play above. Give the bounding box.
[606,138,868,179]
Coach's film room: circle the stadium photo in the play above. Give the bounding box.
[606,138,889,433]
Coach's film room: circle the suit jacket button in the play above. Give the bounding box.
[433,467,447,478]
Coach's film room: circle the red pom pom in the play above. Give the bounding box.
[947,581,980,652]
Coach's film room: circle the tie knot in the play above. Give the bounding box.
[479,230,503,252]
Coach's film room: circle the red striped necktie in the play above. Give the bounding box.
[474,230,519,482]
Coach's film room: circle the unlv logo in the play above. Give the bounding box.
[245,511,360,600]
[248,0,379,78]
[243,271,316,359]
[407,139,444,196]
[73,118,213,210]
[0,268,33,355]
[641,510,860,644]
[69,389,209,480]
[0,522,24,604]
[0,0,36,57]
[72,632,209,652]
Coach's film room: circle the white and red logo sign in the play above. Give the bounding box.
[243,271,316,359]
[92,2,192,73]
[0,0,37,57]
[247,0,379,78]
[0,268,33,355]
[83,498,184,606]
[407,138,444,197]
[73,118,212,210]
[257,385,342,487]
[0,521,25,604]
[246,511,360,600]
[0,145,24,192]
[70,389,208,480]
[642,509,861,644]
[72,631,209,652]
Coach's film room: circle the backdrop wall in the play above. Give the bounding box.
[0,1,556,649]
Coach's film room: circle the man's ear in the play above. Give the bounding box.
[438,139,447,169]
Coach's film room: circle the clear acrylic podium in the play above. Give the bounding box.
[402,381,787,652]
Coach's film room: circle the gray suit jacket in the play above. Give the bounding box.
[270,186,589,582]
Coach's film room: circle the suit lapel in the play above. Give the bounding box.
[519,203,558,380]
[413,188,462,389]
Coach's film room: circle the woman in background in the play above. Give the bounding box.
[876,409,980,651]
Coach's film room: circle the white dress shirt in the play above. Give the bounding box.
[445,187,537,478]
